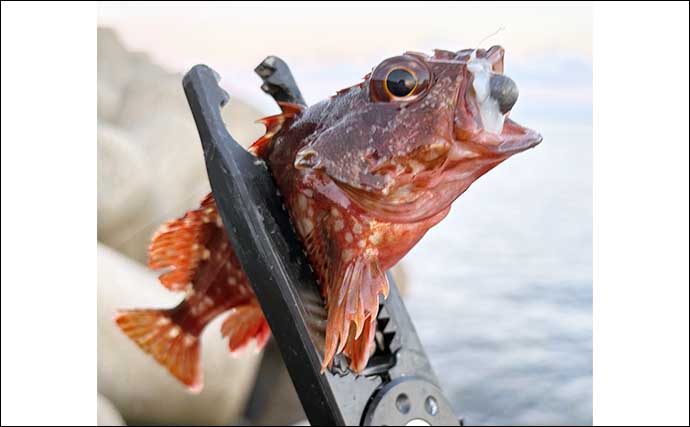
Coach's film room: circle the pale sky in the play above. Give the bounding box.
[99,1,592,118]
[99,1,592,71]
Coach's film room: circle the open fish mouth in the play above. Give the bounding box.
[454,46,543,156]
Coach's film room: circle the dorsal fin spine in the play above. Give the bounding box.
[249,102,304,157]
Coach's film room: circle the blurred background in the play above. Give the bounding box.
[97,2,592,426]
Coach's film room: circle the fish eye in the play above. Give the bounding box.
[384,68,417,98]
[370,56,431,102]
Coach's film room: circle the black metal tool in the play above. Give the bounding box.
[182,59,460,426]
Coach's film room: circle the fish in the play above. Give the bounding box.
[115,46,542,391]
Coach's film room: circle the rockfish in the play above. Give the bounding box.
[115,46,542,391]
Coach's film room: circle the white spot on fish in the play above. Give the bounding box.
[365,247,379,257]
[298,194,308,211]
[369,231,382,245]
[342,249,354,262]
[301,218,314,234]
[344,232,353,243]
[334,220,344,231]
[168,326,180,338]
[409,160,425,174]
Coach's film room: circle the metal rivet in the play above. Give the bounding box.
[425,395,439,416]
[396,393,411,414]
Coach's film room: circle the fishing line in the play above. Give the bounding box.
[474,26,506,51]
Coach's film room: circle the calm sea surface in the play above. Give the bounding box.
[402,119,592,426]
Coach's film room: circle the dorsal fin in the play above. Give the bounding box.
[331,75,369,99]
[249,102,304,158]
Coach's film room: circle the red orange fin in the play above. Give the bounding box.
[249,102,304,158]
[114,309,203,392]
[148,193,220,292]
[343,315,378,373]
[220,301,271,353]
[322,253,389,372]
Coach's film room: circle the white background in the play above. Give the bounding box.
[1,2,688,425]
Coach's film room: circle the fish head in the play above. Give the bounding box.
[295,46,542,222]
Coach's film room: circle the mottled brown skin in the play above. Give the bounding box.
[115,46,542,391]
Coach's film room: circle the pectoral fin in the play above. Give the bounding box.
[322,252,389,372]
